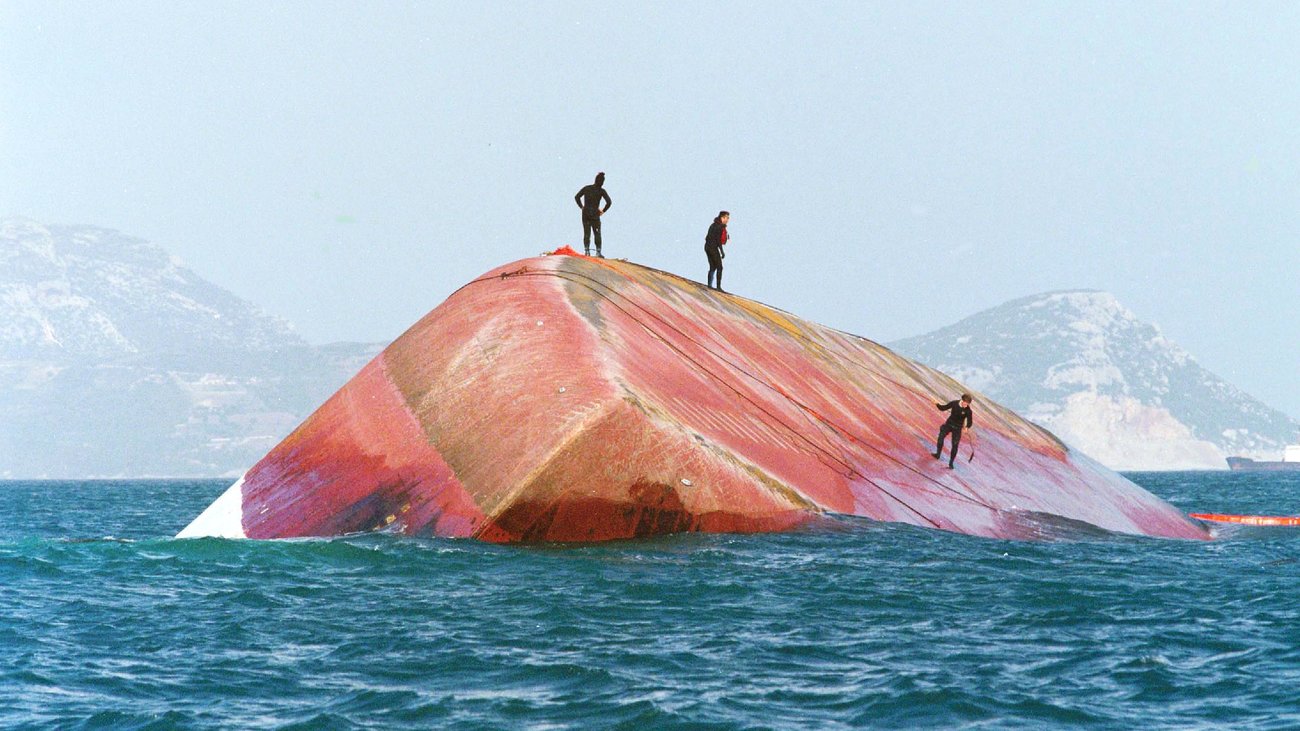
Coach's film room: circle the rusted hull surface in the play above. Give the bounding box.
[181,254,1209,542]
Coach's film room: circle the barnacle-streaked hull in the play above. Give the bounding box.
[179,253,1209,542]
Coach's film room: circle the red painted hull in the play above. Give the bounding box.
[181,254,1209,542]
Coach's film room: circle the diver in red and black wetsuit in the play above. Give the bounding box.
[705,211,729,291]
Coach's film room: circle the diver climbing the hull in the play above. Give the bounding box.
[933,393,974,468]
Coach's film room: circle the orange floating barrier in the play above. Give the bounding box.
[1190,513,1300,527]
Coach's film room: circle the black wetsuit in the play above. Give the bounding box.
[574,184,612,254]
[934,400,973,467]
[705,219,727,290]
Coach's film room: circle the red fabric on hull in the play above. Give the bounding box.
[240,357,485,538]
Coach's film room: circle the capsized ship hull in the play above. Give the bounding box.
[179,253,1209,542]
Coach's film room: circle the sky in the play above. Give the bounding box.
[2,1,1297,418]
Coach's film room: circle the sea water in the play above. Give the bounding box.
[2,472,1299,730]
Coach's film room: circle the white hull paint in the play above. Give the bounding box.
[177,476,247,538]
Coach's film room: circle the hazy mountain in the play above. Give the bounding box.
[1,218,384,477]
[888,290,1298,470]
[6,218,1292,475]
[1,218,302,362]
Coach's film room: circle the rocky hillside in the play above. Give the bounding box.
[888,290,1298,470]
[1,218,384,477]
[6,219,1290,475]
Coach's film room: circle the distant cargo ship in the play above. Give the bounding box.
[1227,445,1300,472]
